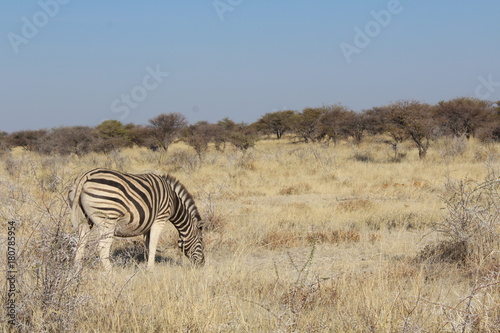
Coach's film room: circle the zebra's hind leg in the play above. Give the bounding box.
[144,231,151,263]
[145,220,166,270]
[74,222,91,269]
[96,222,116,271]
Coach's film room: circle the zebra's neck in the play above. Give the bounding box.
[163,175,200,221]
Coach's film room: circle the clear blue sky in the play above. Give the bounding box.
[1,0,499,132]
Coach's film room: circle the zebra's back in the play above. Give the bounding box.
[78,168,170,237]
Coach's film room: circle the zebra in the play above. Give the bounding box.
[68,168,204,270]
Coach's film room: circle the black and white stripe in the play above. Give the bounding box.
[68,168,204,270]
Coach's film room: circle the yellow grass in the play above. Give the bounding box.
[1,136,499,332]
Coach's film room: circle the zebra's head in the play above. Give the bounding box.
[166,175,205,266]
[178,212,205,266]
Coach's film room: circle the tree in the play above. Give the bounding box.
[475,101,500,142]
[343,111,367,144]
[435,97,494,139]
[96,120,127,139]
[7,130,47,151]
[95,120,132,151]
[181,121,219,159]
[317,104,357,145]
[291,107,326,142]
[148,113,188,151]
[228,122,257,151]
[212,117,237,151]
[385,100,435,158]
[255,110,296,139]
[364,107,408,160]
[124,124,157,148]
[37,126,97,155]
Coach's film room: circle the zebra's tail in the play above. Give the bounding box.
[68,171,91,229]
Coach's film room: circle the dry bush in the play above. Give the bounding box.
[277,246,326,331]
[236,153,257,171]
[167,149,200,172]
[0,171,90,332]
[430,170,499,267]
[418,269,500,332]
[261,243,340,332]
[4,153,25,179]
[436,135,469,158]
[198,187,229,234]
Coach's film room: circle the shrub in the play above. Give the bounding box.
[7,130,47,151]
[436,135,468,158]
[37,126,98,155]
[1,176,90,332]
[424,170,499,267]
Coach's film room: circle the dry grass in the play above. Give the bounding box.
[1,136,499,332]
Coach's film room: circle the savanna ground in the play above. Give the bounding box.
[1,136,499,332]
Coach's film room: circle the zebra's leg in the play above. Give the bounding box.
[146,220,166,270]
[144,231,151,263]
[74,222,91,268]
[96,223,115,271]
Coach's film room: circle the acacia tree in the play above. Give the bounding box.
[364,107,408,160]
[291,107,325,142]
[255,110,296,139]
[229,122,257,152]
[435,97,494,139]
[148,113,188,151]
[124,124,157,148]
[344,111,367,144]
[181,121,219,159]
[37,126,98,155]
[7,130,47,151]
[385,100,435,159]
[317,104,359,145]
[213,117,237,151]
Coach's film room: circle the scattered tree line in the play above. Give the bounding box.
[1,97,499,159]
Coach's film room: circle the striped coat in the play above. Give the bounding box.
[68,168,204,270]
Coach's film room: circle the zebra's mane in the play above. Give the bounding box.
[163,175,201,220]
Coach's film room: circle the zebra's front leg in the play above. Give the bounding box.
[146,220,166,270]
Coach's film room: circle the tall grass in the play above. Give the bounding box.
[1,137,499,332]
